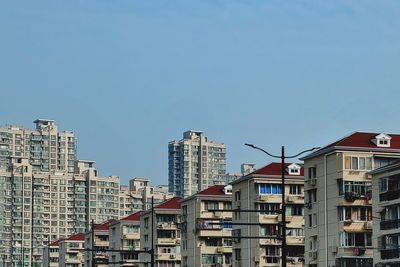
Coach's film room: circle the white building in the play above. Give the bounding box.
[168,130,226,197]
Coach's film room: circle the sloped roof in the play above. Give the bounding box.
[197,185,227,196]
[323,132,400,150]
[121,211,141,221]
[94,219,118,231]
[156,196,182,209]
[252,162,304,176]
[49,239,63,247]
[65,233,85,241]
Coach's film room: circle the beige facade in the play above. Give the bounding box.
[370,161,400,267]
[302,132,400,267]
[42,239,61,267]
[169,130,226,198]
[109,212,141,266]
[140,197,182,267]
[181,185,233,267]
[84,219,117,267]
[0,119,76,174]
[231,162,305,267]
[59,233,85,267]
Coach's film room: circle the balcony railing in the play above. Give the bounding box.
[380,219,400,230]
[380,248,400,260]
[380,189,400,202]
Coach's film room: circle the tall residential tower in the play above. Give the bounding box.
[168,130,226,198]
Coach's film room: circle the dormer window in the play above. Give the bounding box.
[373,133,392,148]
[287,163,301,176]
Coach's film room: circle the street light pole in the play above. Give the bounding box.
[280,146,287,267]
[245,143,319,267]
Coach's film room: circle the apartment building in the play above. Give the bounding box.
[140,197,182,267]
[0,156,123,266]
[231,162,305,267]
[128,177,175,211]
[181,185,233,267]
[0,119,76,174]
[84,219,117,267]
[370,160,400,267]
[42,238,62,267]
[168,130,226,197]
[59,233,85,266]
[302,132,400,267]
[109,211,141,266]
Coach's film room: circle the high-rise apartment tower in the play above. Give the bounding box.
[168,130,226,198]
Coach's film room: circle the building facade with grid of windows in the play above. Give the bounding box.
[168,130,226,198]
[231,162,305,267]
[302,132,400,267]
[370,160,400,267]
[180,185,233,267]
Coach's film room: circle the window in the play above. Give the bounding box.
[344,156,373,170]
[234,249,241,260]
[260,225,279,236]
[339,232,372,247]
[340,181,371,195]
[144,218,149,228]
[257,183,282,195]
[308,167,317,179]
[289,185,302,195]
[205,201,218,211]
[307,189,317,203]
[380,177,388,193]
[308,214,317,227]
[338,207,372,221]
[257,203,280,215]
[234,191,241,201]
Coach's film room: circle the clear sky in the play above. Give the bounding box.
[1,1,400,185]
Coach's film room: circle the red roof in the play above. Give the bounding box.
[252,162,304,176]
[156,196,182,209]
[324,132,400,150]
[65,233,85,241]
[197,185,227,196]
[49,239,63,247]
[94,219,118,231]
[121,211,141,221]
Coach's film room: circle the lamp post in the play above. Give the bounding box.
[245,144,319,267]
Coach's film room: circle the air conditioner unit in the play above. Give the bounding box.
[309,178,317,186]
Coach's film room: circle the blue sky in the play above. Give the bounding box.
[1,1,400,185]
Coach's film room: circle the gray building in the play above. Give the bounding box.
[168,130,226,198]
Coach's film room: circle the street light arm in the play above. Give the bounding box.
[285,147,321,159]
[244,143,280,158]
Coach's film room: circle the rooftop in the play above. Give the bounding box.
[197,185,228,196]
[65,233,85,241]
[121,211,141,221]
[94,219,118,231]
[303,132,400,160]
[156,196,182,210]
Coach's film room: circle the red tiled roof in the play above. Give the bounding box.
[94,219,118,231]
[65,233,85,241]
[323,132,400,150]
[197,185,227,196]
[49,239,63,247]
[156,196,182,209]
[252,162,304,176]
[121,211,141,221]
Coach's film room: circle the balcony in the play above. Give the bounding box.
[381,219,400,230]
[381,248,400,260]
[157,238,177,245]
[380,189,400,202]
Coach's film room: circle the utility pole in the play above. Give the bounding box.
[91,219,95,267]
[151,196,155,267]
[281,146,287,267]
[245,143,319,267]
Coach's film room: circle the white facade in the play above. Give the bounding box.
[168,130,226,197]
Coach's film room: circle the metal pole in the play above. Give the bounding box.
[91,219,95,267]
[281,146,287,267]
[151,196,155,267]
